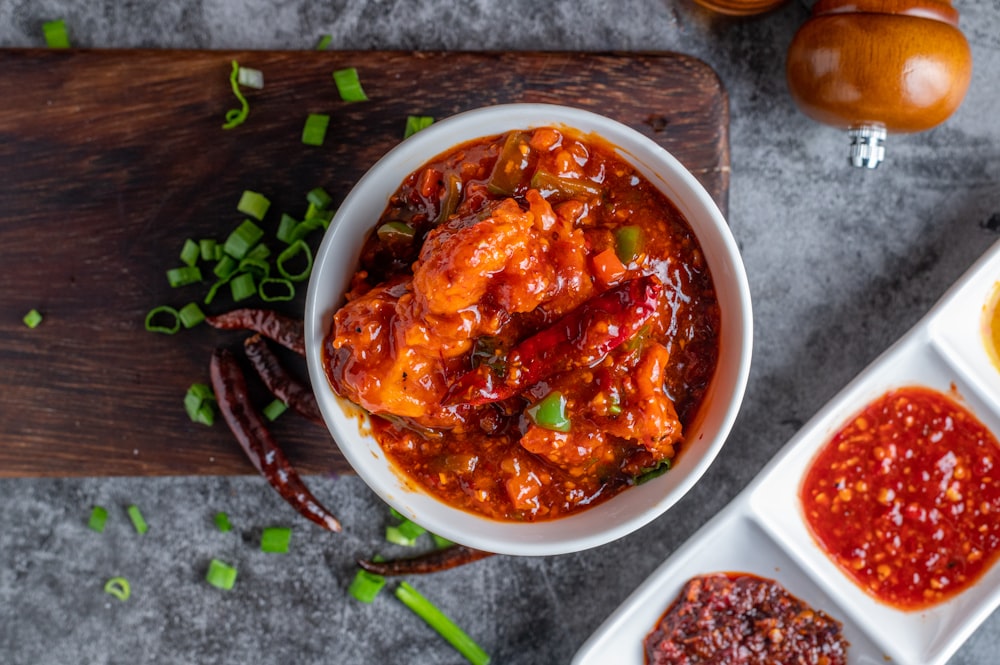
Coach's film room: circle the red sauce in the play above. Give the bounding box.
[644,573,849,665]
[323,127,720,521]
[800,386,1000,609]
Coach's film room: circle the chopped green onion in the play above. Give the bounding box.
[214,511,232,532]
[348,569,386,603]
[144,306,180,335]
[377,221,416,243]
[178,302,205,328]
[259,278,295,302]
[43,20,70,48]
[199,239,218,262]
[306,187,333,210]
[386,519,426,547]
[229,272,257,302]
[614,225,643,264]
[222,60,250,130]
[88,505,109,533]
[315,34,333,50]
[237,190,271,220]
[126,504,148,535]
[260,526,292,553]
[180,239,201,267]
[22,308,43,329]
[237,66,264,90]
[103,577,130,601]
[223,219,264,260]
[184,383,216,426]
[238,257,270,278]
[290,213,332,243]
[404,115,434,139]
[203,276,232,306]
[206,559,237,590]
[262,398,289,421]
[395,582,491,665]
[332,67,368,102]
[302,114,330,146]
[275,240,313,282]
[276,214,299,243]
[432,533,455,549]
[213,254,239,279]
[526,391,571,432]
[635,459,672,485]
[389,507,407,521]
[166,266,203,287]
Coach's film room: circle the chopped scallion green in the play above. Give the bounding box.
[126,504,148,535]
[260,526,292,553]
[144,306,180,334]
[166,266,203,288]
[180,239,201,267]
[348,569,386,603]
[315,34,332,50]
[262,398,289,421]
[275,240,313,282]
[104,577,130,601]
[213,254,239,279]
[306,187,333,210]
[229,272,257,302]
[206,559,237,590]
[238,257,270,278]
[386,518,426,547]
[184,383,216,426]
[259,278,295,302]
[22,308,43,329]
[223,219,264,260]
[178,302,205,328]
[395,582,491,665]
[245,242,271,262]
[302,113,330,146]
[199,239,218,262]
[237,66,264,90]
[88,505,109,533]
[404,115,434,138]
[237,190,271,220]
[332,67,368,102]
[43,20,70,48]
[222,60,250,130]
[214,511,232,532]
[432,533,455,550]
[276,214,299,244]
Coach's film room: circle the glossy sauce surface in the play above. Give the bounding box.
[801,386,1000,609]
[324,127,720,521]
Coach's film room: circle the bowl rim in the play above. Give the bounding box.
[305,103,753,556]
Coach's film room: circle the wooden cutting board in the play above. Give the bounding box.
[0,49,729,477]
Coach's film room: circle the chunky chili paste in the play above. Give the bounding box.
[801,386,1000,609]
[644,573,849,665]
[323,127,720,521]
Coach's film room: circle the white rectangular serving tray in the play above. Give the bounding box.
[573,238,1000,665]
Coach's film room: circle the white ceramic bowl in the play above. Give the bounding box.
[305,104,753,556]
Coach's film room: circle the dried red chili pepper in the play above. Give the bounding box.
[243,333,324,426]
[357,545,494,576]
[206,308,305,356]
[444,276,663,405]
[210,347,341,532]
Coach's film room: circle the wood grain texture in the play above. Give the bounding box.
[0,49,729,477]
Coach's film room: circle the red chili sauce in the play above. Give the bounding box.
[323,127,720,521]
[801,386,1000,609]
[644,573,849,665]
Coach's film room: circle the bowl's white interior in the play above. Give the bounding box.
[305,104,752,556]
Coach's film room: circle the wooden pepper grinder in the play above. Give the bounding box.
[786,0,972,168]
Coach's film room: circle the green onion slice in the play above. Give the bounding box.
[214,511,232,532]
[332,67,368,102]
[348,569,386,603]
[386,518,427,547]
[404,115,434,139]
[184,383,216,426]
[260,526,292,553]
[178,302,205,329]
[432,533,455,550]
[199,239,218,262]
[144,306,180,335]
[223,219,264,260]
[306,187,333,210]
[315,34,332,50]
[276,214,299,244]
[43,20,70,48]
[276,240,313,282]
[213,254,239,279]
[222,60,250,130]
[206,559,237,590]
[395,582,491,665]
[88,505,109,533]
[180,238,201,267]
[229,272,256,302]
[104,577,131,601]
[22,308,43,329]
[127,504,149,535]
[237,190,271,220]
[237,66,264,90]
[302,113,330,146]
[166,266,203,287]
[262,398,289,421]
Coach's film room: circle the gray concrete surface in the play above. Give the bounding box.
[2,1,999,663]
